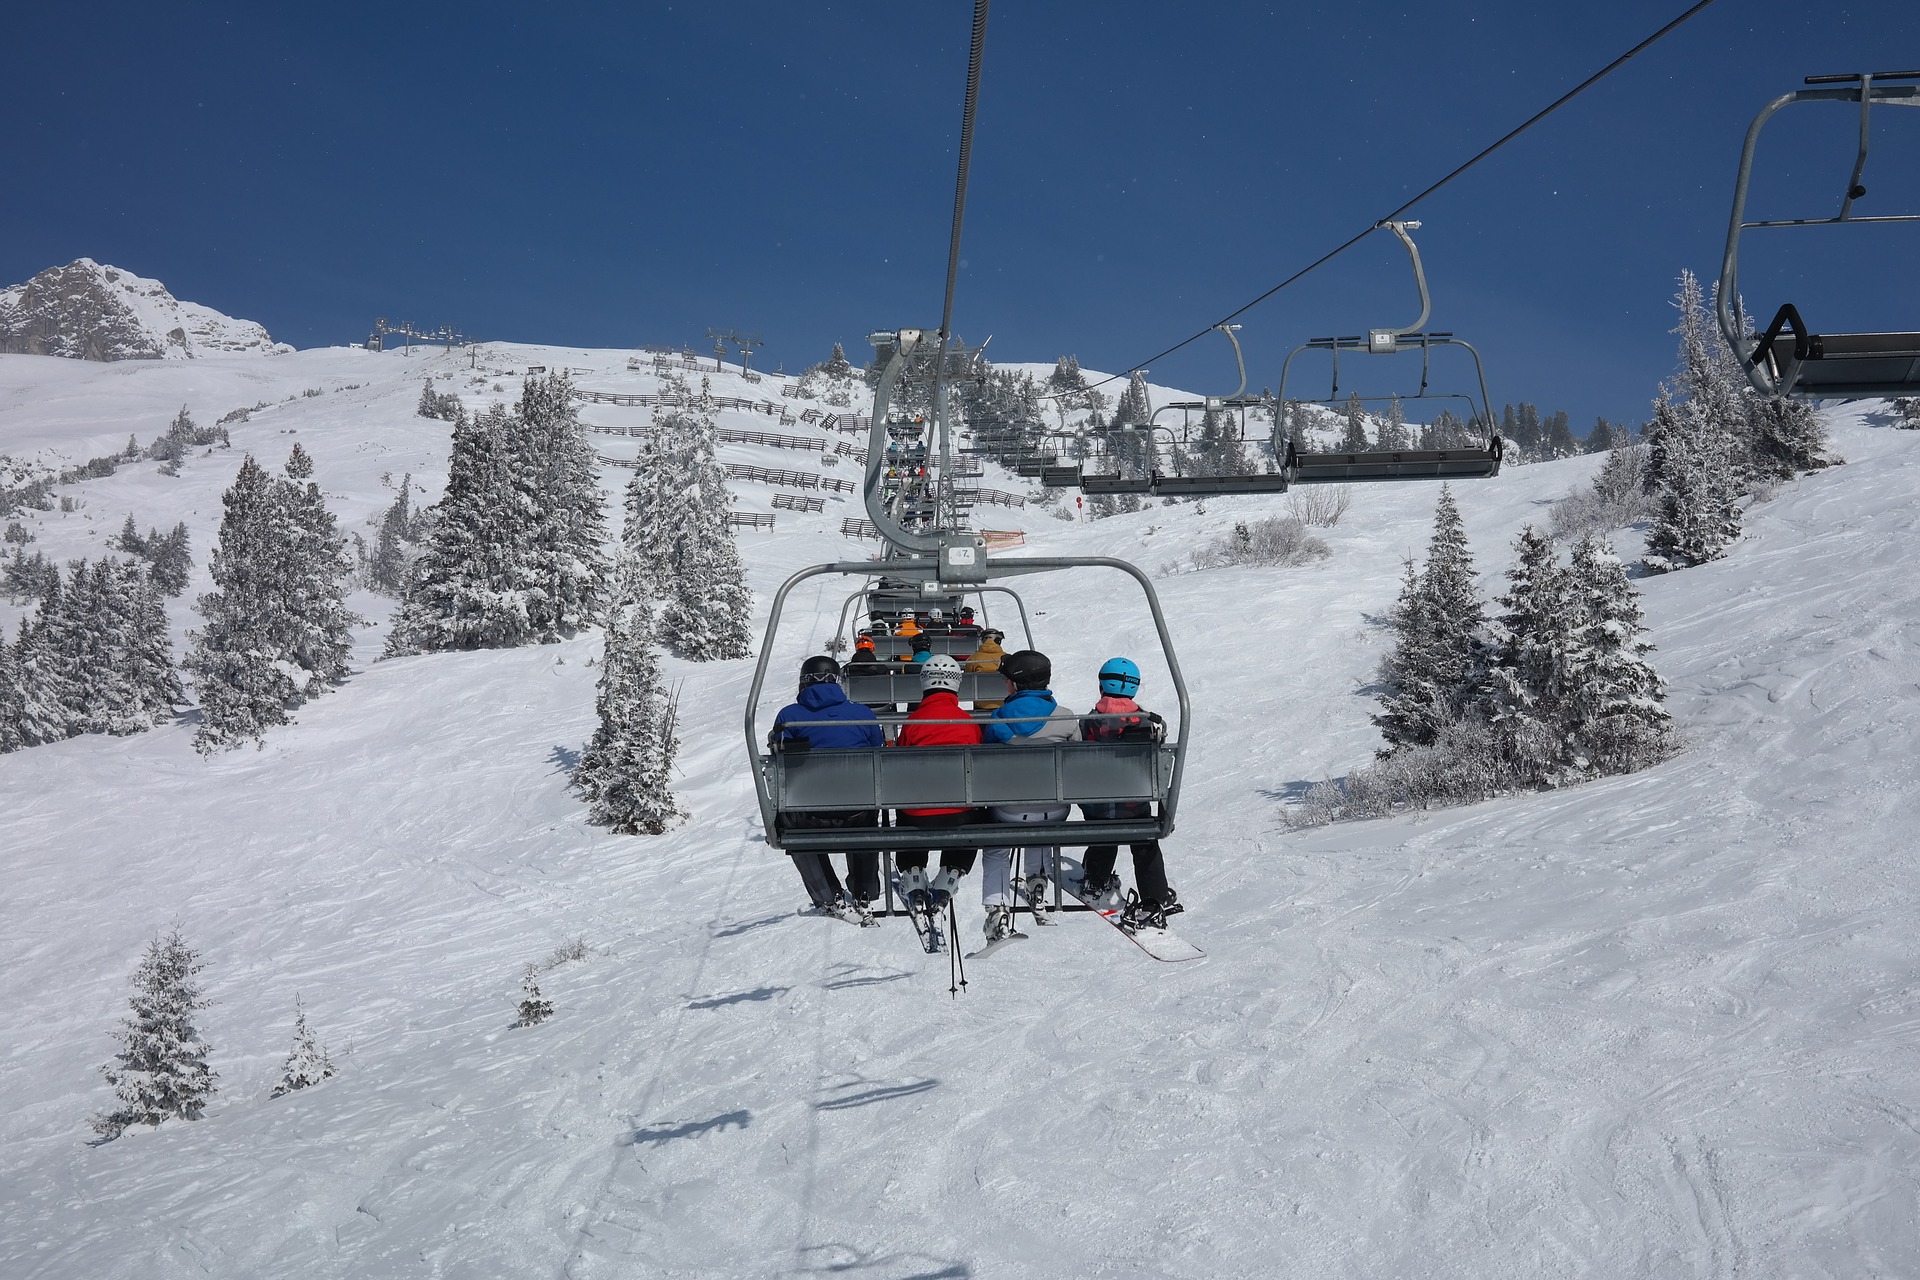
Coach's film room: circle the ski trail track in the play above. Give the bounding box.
[1,349,1917,1277]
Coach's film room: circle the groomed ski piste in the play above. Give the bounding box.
[3,341,1917,1277]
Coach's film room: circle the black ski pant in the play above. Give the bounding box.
[892,809,978,875]
[786,809,882,906]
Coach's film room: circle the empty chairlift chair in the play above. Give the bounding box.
[1717,71,1920,399]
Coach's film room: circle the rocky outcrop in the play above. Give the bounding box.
[0,259,288,360]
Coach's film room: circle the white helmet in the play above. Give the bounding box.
[920,654,964,694]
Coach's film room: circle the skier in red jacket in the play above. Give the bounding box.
[893,654,980,909]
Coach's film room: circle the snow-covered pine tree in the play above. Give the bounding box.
[1644,387,1743,571]
[516,965,553,1028]
[661,406,752,659]
[575,555,684,834]
[0,630,22,753]
[1563,537,1672,774]
[1892,397,1920,429]
[1373,485,1485,752]
[276,445,361,692]
[1746,394,1827,481]
[1378,396,1411,450]
[386,403,533,653]
[270,996,335,1097]
[417,378,439,419]
[823,342,854,381]
[12,574,74,745]
[92,929,217,1139]
[622,412,696,601]
[187,456,300,752]
[146,522,192,596]
[124,561,184,726]
[115,514,145,554]
[513,372,608,640]
[1479,525,1577,784]
[1340,393,1369,452]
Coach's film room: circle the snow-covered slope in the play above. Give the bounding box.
[2,344,1916,1277]
[0,259,288,361]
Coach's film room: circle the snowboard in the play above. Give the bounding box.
[1055,855,1205,963]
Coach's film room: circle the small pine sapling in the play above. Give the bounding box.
[516,965,554,1028]
[271,996,336,1097]
[92,929,217,1139]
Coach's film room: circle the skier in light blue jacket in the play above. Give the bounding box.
[977,649,1079,944]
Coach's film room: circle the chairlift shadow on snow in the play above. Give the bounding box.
[794,1244,971,1279]
[813,1077,938,1112]
[713,913,787,939]
[624,1110,752,1146]
[687,986,790,1010]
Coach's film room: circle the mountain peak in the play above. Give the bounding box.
[0,258,289,361]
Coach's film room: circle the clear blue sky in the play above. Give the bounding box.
[4,2,1915,427]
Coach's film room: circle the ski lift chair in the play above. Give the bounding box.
[746,328,1191,857]
[1717,72,1920,398]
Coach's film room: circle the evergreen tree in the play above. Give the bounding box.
[187,457,300,752]
[1378,396,1411,450]
[1543,410,1578,459]
[1373,485,1485,752]
[1644,388,1743,571]
[516,965,554,1028]
[0,631,21,753]
[1479,526,1577,784]
[622,415,695,603]
[575,554,684,834]
[386,404,533,653]
[146,523,193,596]
[1340,393,1370,452]
[115,514,145,555]
[1746,395,1827,481]
[1564,537,1672,774]
[514,373,608,640]
[92,929,216,1139]
[271,996,335,1097]
[12,575,74,745]
[660,407,752,660]
[277,445,360,692]
[823,342,854,380]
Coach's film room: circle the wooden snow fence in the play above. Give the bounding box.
[833,441,869,464]
[717,427,825,453]
[597,453,640,469]
[841,518,883,540]
[982,529,1026,550]
[822,413,868,435]
[954,486,1027,509]
[773,493,826,513]
[818,475,855,494]
[726,464,821,491]
[727,512,775,531]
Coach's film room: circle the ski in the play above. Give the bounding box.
[890,875,945,954]
[1055,855,1205,963]
[963,930,1029,961]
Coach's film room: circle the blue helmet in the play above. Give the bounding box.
[1098,657,1141,697]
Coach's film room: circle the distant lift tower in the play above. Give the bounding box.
[707,327,765,373]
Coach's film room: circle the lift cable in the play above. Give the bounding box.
[940,0,992,347]
[1068,0,1722,397]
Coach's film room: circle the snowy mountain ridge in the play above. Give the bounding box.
[0,259,288,362]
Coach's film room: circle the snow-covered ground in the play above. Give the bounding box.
[2,342,1915,1278]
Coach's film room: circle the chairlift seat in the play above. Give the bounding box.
[1081,474,1154,494]
[1289,441,1503,484]
[1753,304,1920,397]
[860,634,981,659]
[1151,472,1292,496]
[765,740,1175,850]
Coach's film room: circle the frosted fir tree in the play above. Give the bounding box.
[622,410,697,600]
[1378,396,1411,450]
[1746,394,1827,481]
[660,408,753,660]
[270,996,335,1097]
[822,341,854,381]
[1893,397,1920,429]
[1643,388,1743,572]
[515,965,553,1028]
[145,522,193,596]
[187,456,300,753]
[54,559,180,737]
[1374,485,1486,752]
[277,445,361,693]
[1479,526,1577,784]
[1563,537,1673,775]
[92,930,217,1139]
[1339,393,1369,452]
[575,557,684,835]
[0,630,22,753]
[386,404,533,653]
[513,373,608,640]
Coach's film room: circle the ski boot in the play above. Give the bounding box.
[983,904,1015,944]
[929,866,963,911]
[842,892,878,928]
[1021,873,1056,925]
[894,866,932,910]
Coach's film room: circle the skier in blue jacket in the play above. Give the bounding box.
[771,655,886,923]
[977,650,1080,943]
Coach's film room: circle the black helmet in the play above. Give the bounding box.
[1000,649,1051,690]
[799,655,842,687]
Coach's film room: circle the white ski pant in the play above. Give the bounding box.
[981,805,1069,907]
